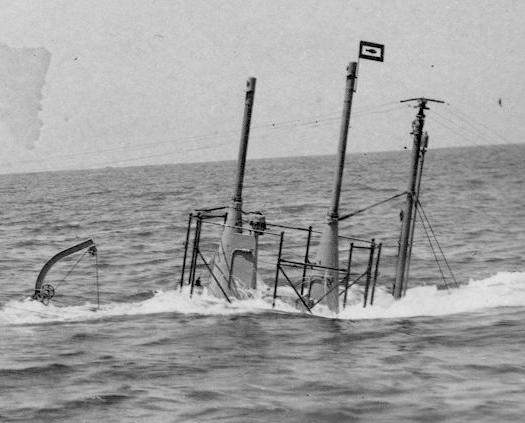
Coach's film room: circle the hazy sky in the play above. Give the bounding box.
[0,0,524,173]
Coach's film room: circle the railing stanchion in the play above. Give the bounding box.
[370,242,382,305]
[179,213,193,289]
[343,242,354,309]
[189,215,203,297]
[300,226,312,295]
[363,239,375,307]
[272,232,285,308]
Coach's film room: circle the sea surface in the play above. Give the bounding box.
[1,144,524,422]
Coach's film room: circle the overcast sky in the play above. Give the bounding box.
[0,0,524,174]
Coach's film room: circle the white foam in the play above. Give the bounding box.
[336,271,525,320]
[2,271,524,325]
[0,285,296,325]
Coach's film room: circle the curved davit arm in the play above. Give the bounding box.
[33,239,96,298]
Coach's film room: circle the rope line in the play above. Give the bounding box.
[447,104,511,145]
[338,191,407,221]
[417,201,459,288]
[415,206,449,290]
[430,110,501,147]
[1,103,407,168]
[54,249,89,290]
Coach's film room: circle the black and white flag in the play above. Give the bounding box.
[359,41,384,62]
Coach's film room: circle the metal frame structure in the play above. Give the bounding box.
[178,211,383,313]
[271,231,382,313]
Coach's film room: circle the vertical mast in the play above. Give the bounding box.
[394,98,442,298]
[208,77,258,299]
[226,77,256,232]
[403,131,429,294]
[329,62,358,220]
[316,62,357,314]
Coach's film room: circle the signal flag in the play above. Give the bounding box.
[359,41,385,62]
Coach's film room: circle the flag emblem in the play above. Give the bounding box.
[359,41,384,62]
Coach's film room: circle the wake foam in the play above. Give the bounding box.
[0,286,296,325]
[336,271,525,320]
[1,271,524,325]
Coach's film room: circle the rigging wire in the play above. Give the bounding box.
[417,200,459,288]
[428,115,488,148]
[429,114,499,150]
[3,116,335,167]
[1,102,408,168]
[430,109,506,147]
[447,104,511,145]
[2,99,517,171]
[338,191,407,221]
[427,103,516,151]
[415,206,450,290]
[429,115,519,162]
[440,110,508,146]
[54,249,89,290]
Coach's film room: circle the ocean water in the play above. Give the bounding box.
[1,144,524,422]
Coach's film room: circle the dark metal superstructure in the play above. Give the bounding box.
[205,77,260,300]
[178,210,382,312]
[32,239,99,306]
[28,42,459,314]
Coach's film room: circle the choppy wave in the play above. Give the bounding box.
[2,271,524,325]
[1,147,525,421]
[337,270,525,320]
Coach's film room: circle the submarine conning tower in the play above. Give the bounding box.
[207,77,261,299]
